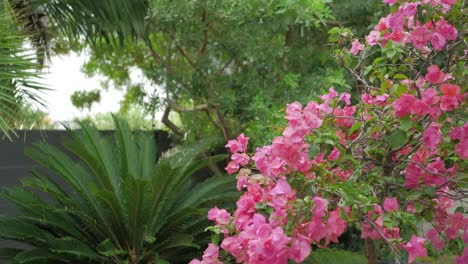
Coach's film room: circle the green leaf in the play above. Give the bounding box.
[455,206,466,214]
[308,144,320,159]
[96,239,126,257]
[392,84,408,97]
[349,122,362,136]
[0,248,23,259]
[386,128,407,149]
[14,249,64,263]
[393,73,409,80]
[390,3,400,13]
[211,233,220,245]
[328,27,341,42]
[49,237,102,259]
[399,116,413,131]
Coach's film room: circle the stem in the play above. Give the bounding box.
[365,238,377,264]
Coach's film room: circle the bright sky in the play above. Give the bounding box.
[40,52,124,123]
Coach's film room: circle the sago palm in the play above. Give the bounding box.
[0,118,238,263]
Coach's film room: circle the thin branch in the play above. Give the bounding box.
[363,216,401,263]
[213,108,230,141]
[406,160,447,177]
[167,99,208,112]
[199,10,211,55]
[143,36,163,64]
[162,105,185,137]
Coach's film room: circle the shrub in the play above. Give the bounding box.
[0,118,238,263]
[191,0,466,263]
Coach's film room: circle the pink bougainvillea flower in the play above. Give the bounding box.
[440,83,461,96]
[410,26,431,50]
[350,39,365,55]
[312,196,329,216]
[383,197,399,211]
[327,147,341,161]
[361,93,374,104]
[456,248,468,264]
[440,84,462,111]
[225,161,240,175]
[325,208,347,245]
[339,92,352,105]
[366,30,381,46]
[435,18,457,40]
[430,32,446,50]
[208,207,231,226]
[402,2,419,16]
[426,229,445,250]
[288,234,311,263]
[423,122,442,149]
[307,215,327,242]
[225,133,250,153]
[449,124,468,159]
[320,87,338,103]
[407,204,416,213]
[387,12,406,32]
[445,212,466,240]
[189,243,222,264]
[247,225,290,264]
[405,235,427,263]
[375,94,389,106]
[390,31,406,43]
[441,0,458,7]
[374,18,387,31]
[405,161,425,189]
[422,88,440,105]
[231,153,250,166]
[383,0,396,6]
[269,179,292,196]
[392,94,417,117]
[425,65,446,84]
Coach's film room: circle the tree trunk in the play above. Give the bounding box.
[365,238,377,264]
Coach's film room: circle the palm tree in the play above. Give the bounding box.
[0,118,238,263]
[0,0,46,139]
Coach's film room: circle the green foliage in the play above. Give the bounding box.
[70,89,101,110]
[0,0,46,139]
[302,249,367,264]
[74,105,162,130]
[17,0,383,145]
[0,118,238,263]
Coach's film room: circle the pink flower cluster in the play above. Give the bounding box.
[361,204,401,240]
[405,235,427,263]
[392,65,465,124]
[404,148,457,189]
[189,243,222,264]
[364,1,457,51]
[225,134,250,174]
[192,1,466,263]
[449,124,468,159]
[198,89,358,263]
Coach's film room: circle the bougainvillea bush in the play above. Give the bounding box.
[190,0,467,263]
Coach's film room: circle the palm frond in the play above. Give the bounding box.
[27,0,149,47]
[0,0,46,140]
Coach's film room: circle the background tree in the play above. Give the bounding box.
[17,0,381,145]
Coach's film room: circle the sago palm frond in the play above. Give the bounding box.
[0,117,238,264]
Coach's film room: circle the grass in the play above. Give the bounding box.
[302,249,367,264]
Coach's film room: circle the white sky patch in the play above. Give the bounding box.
[40,52,124,123]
